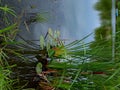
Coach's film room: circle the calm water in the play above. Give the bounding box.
[4,0,100,44]
[5,0,115,44]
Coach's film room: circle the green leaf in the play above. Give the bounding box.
[40,35,45,49]
[2,41,21,45]
[36,63,42,74]
[0,24,16,34]
[48,49,55,57]
[0,5,16,17]
[56,83,71,89]
[105,68,120,83]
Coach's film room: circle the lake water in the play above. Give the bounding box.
[4,0,115,45]
[4,0,100,44]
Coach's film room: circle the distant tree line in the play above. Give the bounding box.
[115,0,120,61]
[90,0,112,61]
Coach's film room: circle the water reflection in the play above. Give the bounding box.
[8,0,100,43]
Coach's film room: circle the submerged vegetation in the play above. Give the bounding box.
[0,0,119,90]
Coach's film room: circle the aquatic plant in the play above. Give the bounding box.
[26,13,47,25]
[0,5,16,17]
[0,4,16,25]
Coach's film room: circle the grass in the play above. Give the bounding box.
[0,2,20,90]
[0,0,120,90]
[0,65,16,90]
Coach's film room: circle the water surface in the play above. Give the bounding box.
[9,0,100,43]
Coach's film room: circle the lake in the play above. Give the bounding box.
[4,0,101,44]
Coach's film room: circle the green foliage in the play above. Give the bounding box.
[0,4,16,25]
[94,0,112,20]
[0,5,16,17]
[27,13,47,25]
[56,83,71,90]
[94,26,111,41]
[0,1,21,90]
[90,27,112,61]
[118,2,120,9]
[35,13,47,22]
[0,66,14,90]
[36,63,42,74]
[91,0,112,62]
[0,24,17,34]
[116,2,120,61]
[48,49,55,57]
